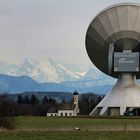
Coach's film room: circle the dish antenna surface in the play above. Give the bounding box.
[86,3,140,116]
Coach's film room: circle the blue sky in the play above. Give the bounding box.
[0,0,140,65]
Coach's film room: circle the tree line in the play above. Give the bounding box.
[14,94,57,116]
[79,93,103,115]
[0,92,103,129]
[0,92,103,116]
[16,94,102,116]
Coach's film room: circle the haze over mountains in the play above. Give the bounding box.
[0,58,116,94]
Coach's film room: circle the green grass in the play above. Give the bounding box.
[0,131,140,140]
[15,116,140,131]
[1,116,140,140]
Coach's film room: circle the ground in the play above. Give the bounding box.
[1,116,140,140]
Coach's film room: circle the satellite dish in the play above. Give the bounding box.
[86,3,140,78]
[86,3,140,116]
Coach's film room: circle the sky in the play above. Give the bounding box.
[0,0,140,65]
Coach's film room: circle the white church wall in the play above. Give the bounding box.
[47,113,58,117]
[58,110,75,116]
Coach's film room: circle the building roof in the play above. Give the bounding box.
[73,90,79,95]
[59,103,75,110]
[47,107,58,113]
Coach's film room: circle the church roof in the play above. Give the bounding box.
[73,90,79,95]
[47,107,58,113]
[58,103,75,110]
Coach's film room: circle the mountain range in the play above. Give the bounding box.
[41,67,116,94]
[0,59,85,83]
[0,58,117,94]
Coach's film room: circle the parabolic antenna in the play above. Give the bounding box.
[86,3,140,116]
[86,3,140,78]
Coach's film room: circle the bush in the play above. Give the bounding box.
[0,117,15,129]
[0,94,15,129]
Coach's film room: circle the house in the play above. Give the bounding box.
[47,91,79,116]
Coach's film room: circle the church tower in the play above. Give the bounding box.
[73,90,79,105]
[73,90,79,114]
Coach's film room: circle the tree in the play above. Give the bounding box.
[23,95,30,104]
[17,95,23,104]
[0,94,15,129]
[30,94,39,105]
[42,96,48,104]
[79,93,102,115]
[61,95,66,104]
[98,96,102,103]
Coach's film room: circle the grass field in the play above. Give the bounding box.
[1,131,140,140]
[15,116,140,131]
[1,116,140,139]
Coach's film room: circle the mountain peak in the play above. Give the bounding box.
[0,58,83,83]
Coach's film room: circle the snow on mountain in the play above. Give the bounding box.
[67,67,116,93]
[0,58,118,94]
[0,59,83,83]
[79,66,103,81]
[0,59,116,85]
[78,66,116,86]
[41,66,117,94]
[17,59,82,83]
[0,61,18,76]
[76,72,86,77]
[16,59,60,83]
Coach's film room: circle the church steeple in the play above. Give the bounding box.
[73,90,79,105]
[73,90,79,115]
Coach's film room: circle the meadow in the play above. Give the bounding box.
[1,116,140,140]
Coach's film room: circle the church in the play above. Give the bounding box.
[47,91,79,117]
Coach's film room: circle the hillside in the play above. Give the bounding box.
[0,74,43,93]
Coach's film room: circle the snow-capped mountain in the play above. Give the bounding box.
[0,59,84,83]
[78,66,116,86]
[0,58,117,94]
[79,65,103,81]
[0,62,18,76]
[41,67,117,94]
[16,59,83,82]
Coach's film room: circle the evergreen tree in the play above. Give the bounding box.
[42,96,48,104]
[61,96,66,104]
[17,95,23,104]
[30,94,39,105]
[98,96,102,103]
[48,97,53,103]
[23,95,30,104]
